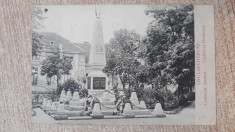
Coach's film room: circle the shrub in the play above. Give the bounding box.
[47,91,59,102]
[79,88,88,98]
[142,87,180,110]
[61,79,80,93]
[56,78,88,99]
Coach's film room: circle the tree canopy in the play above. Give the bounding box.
[103,29,144,87]
[144,5,195,94]
[104,5,195,103]
[40,48,73,85]
[32,7,47,57]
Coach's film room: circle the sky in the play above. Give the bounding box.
[35,5,153,44]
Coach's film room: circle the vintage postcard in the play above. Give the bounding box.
[31,5,215,125]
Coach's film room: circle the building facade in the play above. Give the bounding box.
[32,14,108,94]
[32,32,88,90]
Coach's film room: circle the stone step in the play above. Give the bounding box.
[100,101,116,105]
[88,90,104,98]
[132,105,146,110]
[101,105,116,111]
[67,106,86,111]
[65,111,83,116]
[132,110,153,115]
[50,110,89,117]
[101,110,116,115]
[48,110,57,115]
[68,116,92,120]
[53,114,158,120]
[69,101,84,106]
[99,109,153,116]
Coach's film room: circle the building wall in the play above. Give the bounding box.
[32,51,86,90]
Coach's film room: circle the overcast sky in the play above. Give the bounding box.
[35,5,153,44]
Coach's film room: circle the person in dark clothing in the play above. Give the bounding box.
[85,95,101,113]
[85,95,93,112]
[116,95,133,114]
[91,96,101,110]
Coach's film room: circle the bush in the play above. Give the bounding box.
[142,87,164,109]
[47,91,59,102]
[56,78,88,99]
[135,83,145,100]
[79,88,88,98]
[142,87,179,110]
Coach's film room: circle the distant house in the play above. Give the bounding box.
[32,32,91,91]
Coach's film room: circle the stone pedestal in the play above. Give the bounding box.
[139,101,147,109]
[109,90,116,102]
[57,103,65,113]
[69,91,85,110]
[41,98,47,109]
[100,91,116,110]
[72,91,80,101]
[87,71,108,99]
[123,103,135,118]
[59,89,66,102]
[54,103,68,120]
[45,100,52,111]
[50,102,57,111]
[54,115,68,120]
[66,90,73,101]
[153,103,166,118]
[130,92,139,105]
[91,103,104,119]
[48,102,58,115]
[102,92,110,102]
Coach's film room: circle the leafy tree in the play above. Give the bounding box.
[32,7,47,57]
[32,32,43,57]
[40,48,72,86]
[104,29,146,98]
[61,56,73,80]
[144,5,195,95]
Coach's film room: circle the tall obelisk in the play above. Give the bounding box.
[88,8,106,70]
[87,8,108,95]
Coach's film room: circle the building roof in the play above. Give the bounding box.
[38,32,87,54]
[74,43,91,63]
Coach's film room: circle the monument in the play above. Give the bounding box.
[66,89,73,101]
[86,8,108,97]
[152,102,166,118]
[91,103,104,119]
[59,89,66,102]
[123,103,135,118]
[69,89,85,110]
[130,92,139,106]
[41,98,47,109]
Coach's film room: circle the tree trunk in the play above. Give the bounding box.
[56,75,59,88]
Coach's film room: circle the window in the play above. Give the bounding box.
[32,68,38,85]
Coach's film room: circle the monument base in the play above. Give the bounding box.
[54,114,68,120]
[153,113,166,118]
[122,113,135,118]
[69,101,84,106]
[91,113,104,119]
[88,90,105,99]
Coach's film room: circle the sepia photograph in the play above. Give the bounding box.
[31,5,199,125]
